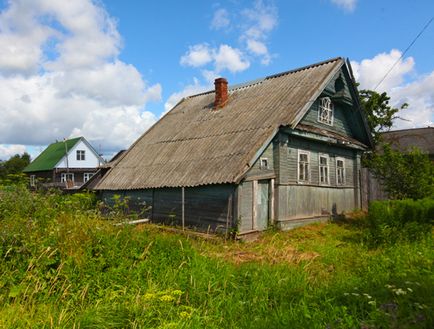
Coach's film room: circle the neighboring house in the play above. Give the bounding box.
[23,137,105,189]
[80,150,126,191]
[364,127,434,201]
[381,127,434,160]
[95,57,373,234]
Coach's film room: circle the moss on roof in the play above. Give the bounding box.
[23,137,81,172]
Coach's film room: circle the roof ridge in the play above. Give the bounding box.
[185,57,343,99]
[383,126,433,134]
[265,57,343,80]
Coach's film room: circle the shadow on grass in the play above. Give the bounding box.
[330,211,369,245]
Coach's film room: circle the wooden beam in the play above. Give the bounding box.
[252,180,257,230]
[181,187,185,230]
[270,178,275,224]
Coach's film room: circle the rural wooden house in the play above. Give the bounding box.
[23,136,105,189]
[95,57,373,234]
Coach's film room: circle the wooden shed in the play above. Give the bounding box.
[95,57,373,234]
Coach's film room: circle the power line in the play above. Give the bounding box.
[374,16,434,91]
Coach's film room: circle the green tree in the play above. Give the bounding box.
[366,144,434,199]
[0,153,31,180]
[359,89,408,145]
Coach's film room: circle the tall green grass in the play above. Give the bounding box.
[0,185,433,328]
[366,198,434,246]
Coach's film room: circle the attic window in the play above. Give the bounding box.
[260,158,269,169]
[318,97,334,126]
[76,150,85,161]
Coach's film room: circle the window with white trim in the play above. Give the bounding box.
[319,155,329,185]
[83,173,93,182]
[30,175,36,187]
[336,158,345,185]
[260,157,269,169]
[298,151,310,183]
[61,173,74,183]
[318,97,333,125]
[76,150,85,161]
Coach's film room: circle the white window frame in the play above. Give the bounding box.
[318,97,334,126]
[260,157,269,170]
[297,150,310,183]
[30,175,36,187]
[318,154,329,185]
[83,172,93,182]
[61,173,75,183]
[76,150,85,161]
[336,157,345,186]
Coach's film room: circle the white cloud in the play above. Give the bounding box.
[180,44,213,68]
[351,49,414,91]
[0,0,161,153]
[388,72,434,129]
[215,45,250,73]
[351,50,433,129]
[331,0,357,12]
[164,78,209,113]
[179,0,277,82]
[241,0,277,65]
[0,144,27,160]
[246,39,271,65]
[210,8,230,30]
[180,44,250,76]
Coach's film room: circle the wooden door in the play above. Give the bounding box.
[256,180,269,230]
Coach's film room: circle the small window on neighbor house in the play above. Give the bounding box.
[83,173,93,182]
[318,97,334,125]
[336,158,345,185]
[319,155,329,185]
[260,158,269,170]
[61,173,74,183]
[76,150,85,161]
[298,151,310,183]
[30,175,36,187]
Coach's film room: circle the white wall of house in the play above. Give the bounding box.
[55,139,103,169]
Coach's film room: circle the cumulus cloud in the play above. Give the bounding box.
[351,50,433,129]
[331,0,357,12]
[180,44,213,67]
[0,0,160,154]
[351,49,414,91]
[180,43,250,79]
[0,144,27,160]
[241,0,277,65]
[180,0,277,83]
[214,45,250,73]
[210,8,230,30]
[164,78,209,113]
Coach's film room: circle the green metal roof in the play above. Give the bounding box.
[23,137,81,172]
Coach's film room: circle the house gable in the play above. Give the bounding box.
[55,139,104,169]
[298,65,372,147]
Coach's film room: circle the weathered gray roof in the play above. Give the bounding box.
[381,127,434,155]
[96,57,349,190]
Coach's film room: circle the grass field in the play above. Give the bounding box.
[0,186,433,328]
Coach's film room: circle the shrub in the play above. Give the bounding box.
[366,198,434,245]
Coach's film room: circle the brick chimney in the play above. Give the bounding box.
[214,77,228,108]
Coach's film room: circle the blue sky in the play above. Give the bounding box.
[0,0,433,160]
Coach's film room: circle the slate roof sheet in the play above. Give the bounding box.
[96,57,348,190]
[23,137,81,172]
